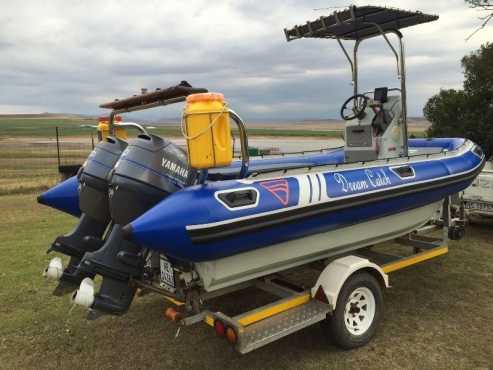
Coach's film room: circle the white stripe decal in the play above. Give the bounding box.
[297,174,327,205]
[318,173,330,201]
[297,175,311,206]
[309,174,320,203]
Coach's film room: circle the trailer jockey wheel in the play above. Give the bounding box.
[448,225,465,240]
[324,272,383,349]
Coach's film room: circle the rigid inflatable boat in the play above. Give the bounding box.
[124,138,483,290]
[38,6,485,317]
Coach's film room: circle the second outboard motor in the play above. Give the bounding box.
[42,136,127,294]
[74,134,196,316]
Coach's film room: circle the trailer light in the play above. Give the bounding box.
[225,327,237,345]
[314,286,329,304]
[164,307,182,321]
[214,320,226,337]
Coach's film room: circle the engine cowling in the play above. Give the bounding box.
[108,133,196,225]
[78,136,128,223]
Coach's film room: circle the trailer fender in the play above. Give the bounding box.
[311,255,389,310]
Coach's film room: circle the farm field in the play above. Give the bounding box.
[0,117,344,138]
[0,193,492,369]
[0,116,428,138]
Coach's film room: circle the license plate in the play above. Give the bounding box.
[464,201,493,212]
[159,256,175,292]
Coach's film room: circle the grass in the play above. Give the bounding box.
[0,141,91,196]
[0,117,345,138]
[0,117,98,137]
[0,193,492,369]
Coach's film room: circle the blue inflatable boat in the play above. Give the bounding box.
[123,139,483,264]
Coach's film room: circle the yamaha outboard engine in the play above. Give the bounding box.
[40,137,127,294]
[74,134,196,316]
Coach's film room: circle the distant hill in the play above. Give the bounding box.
[0,113,97,119]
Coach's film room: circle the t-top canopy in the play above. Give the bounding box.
[284,5,438,41]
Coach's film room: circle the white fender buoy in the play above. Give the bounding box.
[43,257,63,280]
[72,278,95,308]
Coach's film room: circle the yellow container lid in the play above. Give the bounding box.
[186,92,224,103]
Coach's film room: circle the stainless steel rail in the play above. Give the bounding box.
[335,26,408,156]
[114,122,149,135]
[229,109,250,178]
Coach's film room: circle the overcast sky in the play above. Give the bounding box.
[0,0,491,120]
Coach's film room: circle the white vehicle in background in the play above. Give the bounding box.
[462,161,493,221]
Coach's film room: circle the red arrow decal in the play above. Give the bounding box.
[259,179,290,206]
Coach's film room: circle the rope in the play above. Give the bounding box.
[180,105,228,140]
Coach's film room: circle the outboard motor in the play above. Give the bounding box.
[74,134,196,316]
[39,136,127,294]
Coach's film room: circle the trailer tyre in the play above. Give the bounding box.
[324,272,383,350]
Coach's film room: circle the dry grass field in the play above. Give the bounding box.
[0,139,91,196]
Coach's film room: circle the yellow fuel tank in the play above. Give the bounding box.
[183,93,232,169]
[97,115,128,141]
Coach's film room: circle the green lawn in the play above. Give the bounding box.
[0,193,492,369]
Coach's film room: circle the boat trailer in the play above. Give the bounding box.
[140,196,461,354]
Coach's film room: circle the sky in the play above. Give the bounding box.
[0,0,491,120]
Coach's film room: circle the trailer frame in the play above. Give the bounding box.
[142,197,462,354]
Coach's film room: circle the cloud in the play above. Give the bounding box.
[0,0,491,119]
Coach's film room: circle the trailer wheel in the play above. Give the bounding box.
[448,225,465,240]
[324,272,383,350]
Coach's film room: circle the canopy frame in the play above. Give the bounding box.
[284,5,439,156]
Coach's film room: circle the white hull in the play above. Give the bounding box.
[195,201,442,291]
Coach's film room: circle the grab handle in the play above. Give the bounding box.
[228,109,249,178]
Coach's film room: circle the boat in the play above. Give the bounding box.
[124,137,483,291]
[462,160,493,220]
[38,6,485,318]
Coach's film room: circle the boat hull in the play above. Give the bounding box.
[195,201,441,291]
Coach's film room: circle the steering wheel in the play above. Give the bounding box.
[340,94,368,121]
